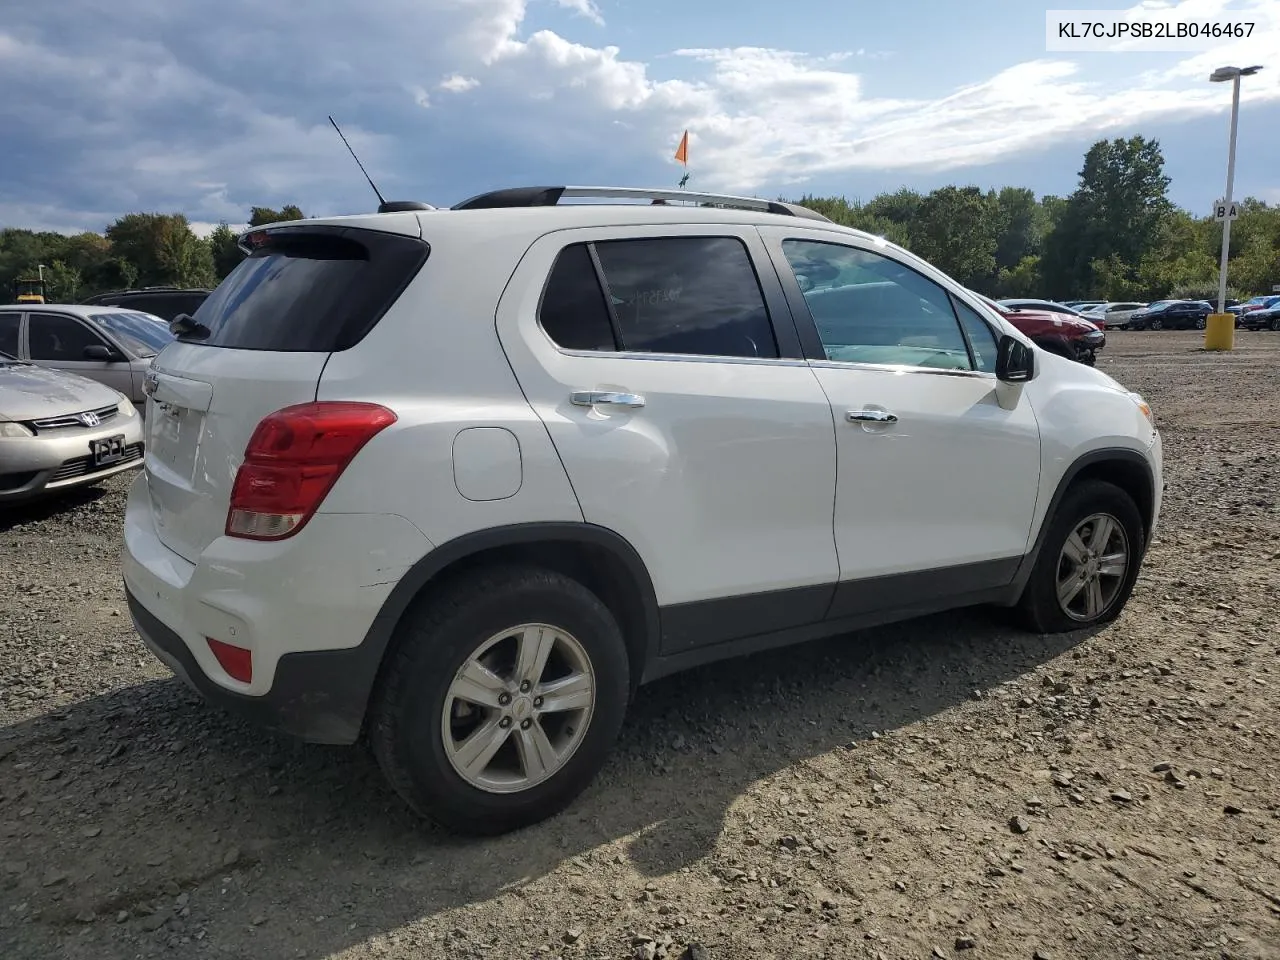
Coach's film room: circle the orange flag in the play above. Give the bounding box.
[674,130,688,165]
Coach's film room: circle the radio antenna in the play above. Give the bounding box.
[329,115,387,209]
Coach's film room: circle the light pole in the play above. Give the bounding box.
[1206,64,1262,350]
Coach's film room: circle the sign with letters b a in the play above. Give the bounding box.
[1214,200,1239,222]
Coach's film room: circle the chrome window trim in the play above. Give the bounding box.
[552,346,811,367]
[807,358,997,379]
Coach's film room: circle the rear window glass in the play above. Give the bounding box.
[188,229,429,351]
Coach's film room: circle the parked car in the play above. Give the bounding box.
[1081,302,1147,330]
[997,299,1092,320]
[1231,295,1280,318]
[1240,304,1280,331]
[1126,300,1213,331]
[0,350,144,503]
[122,185,1163,835]
[1063,300,1106,312]
[80,286,211,322]
[0,304,174,405]
[976,295,1105,365]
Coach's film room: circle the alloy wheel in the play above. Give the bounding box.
[441,623,596,794]
[1056,513,1130,622]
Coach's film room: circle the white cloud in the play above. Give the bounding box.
[553,0,604,26]
[440,74,480,93]
[1,0,1278,229]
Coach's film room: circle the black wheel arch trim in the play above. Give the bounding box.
[1010,446,1156,594]
[360,521,662,688]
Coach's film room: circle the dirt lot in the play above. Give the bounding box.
[2,330,1278,960]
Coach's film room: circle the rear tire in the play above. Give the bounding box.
[369,566,630,835]
[1016,480,1144,634]
[1271,317,1280,332]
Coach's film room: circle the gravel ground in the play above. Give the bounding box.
[2,330,1278,960]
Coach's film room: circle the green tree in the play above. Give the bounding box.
[993,187,1043,271]
[43,260,82,301]
[909,186,1000,290]
[207,223,245,280]
[1041,136,1173,297]
[248,205,305,227]
[105,213,215,288]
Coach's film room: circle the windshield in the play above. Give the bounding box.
[90,311,174,357]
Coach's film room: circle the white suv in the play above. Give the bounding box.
[122,186,1163,834]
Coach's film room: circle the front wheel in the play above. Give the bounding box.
[1149,318,1163,331]
[1017,479,1144,634]
[1195,316,1207,330]
[1271,317,1280,332]
[369,566,631,835]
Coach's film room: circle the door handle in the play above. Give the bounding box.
[571,390,646,409]
[846,409,897,424]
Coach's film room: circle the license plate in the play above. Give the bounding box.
[92,434,127,466]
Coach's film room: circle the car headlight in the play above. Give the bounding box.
[0,420,35,438]
[116,394,137,418]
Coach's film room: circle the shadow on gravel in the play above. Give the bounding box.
[0,485,112,534]
[0,610,1093,956]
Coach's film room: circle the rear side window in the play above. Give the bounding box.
[188,229,429,351]
[539,244,617,351]
[538,237,778,359]
[0,313,18,356]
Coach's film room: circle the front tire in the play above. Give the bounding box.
[1271,317,1280,332]
[369,566,631,835]
[1149,318,1163,331]
[1017,480,1144,634]
[1195,316,1207,330]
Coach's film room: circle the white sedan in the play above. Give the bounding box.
[1080,302,1147,330]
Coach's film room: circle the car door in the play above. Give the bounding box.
[759,227,1041,618]
[26,311,135,396]
[495,225,840,653]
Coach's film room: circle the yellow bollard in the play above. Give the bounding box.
[1204,313,1235,351]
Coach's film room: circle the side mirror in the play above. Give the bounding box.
[995,335,1035,383]
[83,344,120,361]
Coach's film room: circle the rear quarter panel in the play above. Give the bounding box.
[315,223,585,546]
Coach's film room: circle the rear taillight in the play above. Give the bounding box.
[225,401,396,541]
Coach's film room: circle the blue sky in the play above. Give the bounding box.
[0,0,1277,236]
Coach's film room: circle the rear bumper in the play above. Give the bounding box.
[126,588,381,744]
[121,472,434,744]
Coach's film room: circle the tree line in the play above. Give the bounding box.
[790,136,1278,302]
[0,206,304,303]
[3,136,1278,304]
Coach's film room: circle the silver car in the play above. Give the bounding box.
[0,352,145,503]
[0,304,175,405]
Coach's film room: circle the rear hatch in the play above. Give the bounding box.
[143,219,429,563]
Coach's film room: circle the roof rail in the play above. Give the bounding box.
[451,186,831,222]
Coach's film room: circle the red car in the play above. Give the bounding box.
[974,294,1105,365]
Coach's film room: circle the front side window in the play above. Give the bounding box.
[781,239,973,371]
[538,237,779,359]
[27,313,104,361]
[950,297,999,373]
